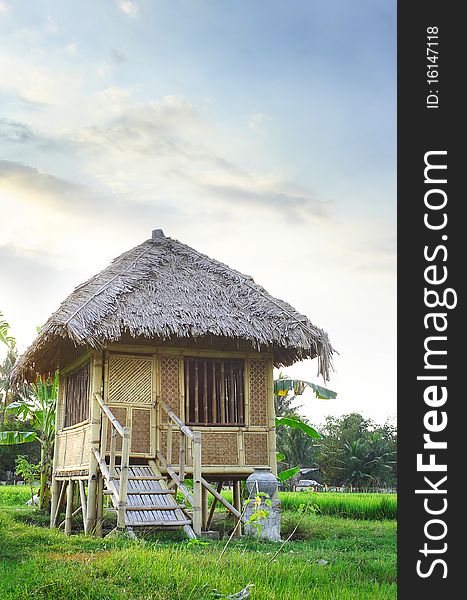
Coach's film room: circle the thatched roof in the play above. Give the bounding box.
[12,230,334,383]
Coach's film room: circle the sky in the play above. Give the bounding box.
[0,0,396,426]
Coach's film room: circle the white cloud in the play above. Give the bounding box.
[247,112,271,131]
[118,1,138,18]
[0,1,9,14]
[44,16,59,35]
[0,54,83,106]
[66,42,77,56]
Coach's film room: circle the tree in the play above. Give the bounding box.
[0,311,57,509]
[1,342,30,424]
[316,413,397,489]
[1,375,57,509]
[0,311,15,348]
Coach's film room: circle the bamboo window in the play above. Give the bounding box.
[64,362,91,428]
[184,358,245,426]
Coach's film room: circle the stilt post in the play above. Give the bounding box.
[192,431,202,536]
[233,480,242,537]
[65,479,74,535]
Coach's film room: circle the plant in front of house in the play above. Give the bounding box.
[15,455,40,505]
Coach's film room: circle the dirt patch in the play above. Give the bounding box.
[47,551,110,563]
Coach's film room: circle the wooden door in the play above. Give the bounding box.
[105,353,156,457]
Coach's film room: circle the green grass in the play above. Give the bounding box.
[221,490,397,520]
[0,487,397,599]
[0,485,32,507]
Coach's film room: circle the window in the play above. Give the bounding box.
[64,362,90,427]
[184,358,245,425]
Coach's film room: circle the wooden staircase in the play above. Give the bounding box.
[91,393,243,539]
[103,461,194,536]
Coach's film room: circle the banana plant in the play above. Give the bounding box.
[0,311,15,348]
[0,374,58,510]
[274,377,337,400]
[274,376,337,483]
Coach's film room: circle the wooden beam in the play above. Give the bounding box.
[92,449,120,503]
[86,354,103,535]
[51,480,66,527]
[96,475,103,538]
[200,477,246,523]
[206,481,223,530]
[159,399,194,440]
[194,360,199,423]
[233,481,242,537]
[117,427,131,529]
[78,480,87,532]
[192,431,202,536]
[94,393,125,437]
[203,361,208,424]
[156,452,194,505]
[212,362,217,424]
[59,507,81,529]
[220,361,226,423]
[65,479,74,535]
[202,485,209,531]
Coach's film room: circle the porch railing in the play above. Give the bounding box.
[157,398,203,534]
[94,393,130,529]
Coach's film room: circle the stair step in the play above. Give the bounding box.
[126,504,185,511]
[126,476,163,481]
[103,489,175,496]
[128,490,176,495]
[126,519,192,527]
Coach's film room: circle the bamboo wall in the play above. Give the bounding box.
[54,344,276,477]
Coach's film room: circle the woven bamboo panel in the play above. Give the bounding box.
[108,355,152,404]
[201,432,238,465]
[248,359,268,426]
[56,424,91,471]
[160,355,181,421]
[106,406,127,452]
[131,408,151,454]
[159,429,182,463]
[244,433,269,466]
[56,433,66,470]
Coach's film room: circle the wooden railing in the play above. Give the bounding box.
[157,398,203,535]
[157,398,245,536]
[94,393,131,529]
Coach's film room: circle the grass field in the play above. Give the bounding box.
[0,486,396,600]
[223,490,397,520]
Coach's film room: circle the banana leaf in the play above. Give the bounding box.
[0,431,37,445]
[275,416,321,439]
[274,378,337,400]
[278,466,301,482]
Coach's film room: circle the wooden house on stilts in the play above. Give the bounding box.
[12,229,333,538]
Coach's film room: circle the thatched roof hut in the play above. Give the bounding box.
[12,229,334,383]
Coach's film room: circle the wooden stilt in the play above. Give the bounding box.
[51,479,66,527]
[96,474,104,537]
[49,475,59,528]
[201,484,209,531]
[233,480,242,537]
[59,507,81,529]
[192,431,202,536]
[78,480,88,533]
[65,479,74,535]
[86,353,103,535]
[206,481,223,530]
